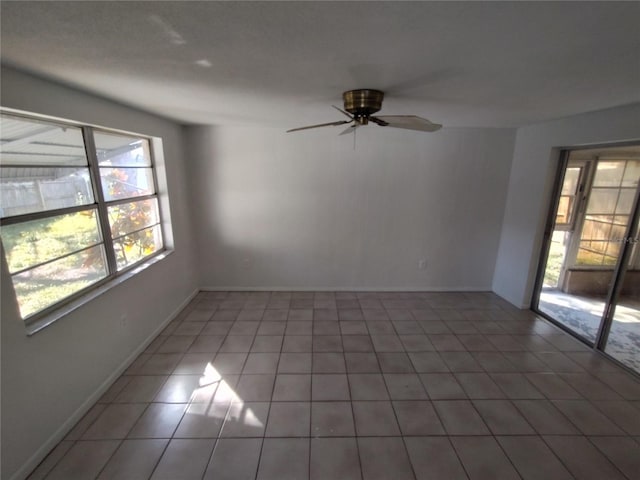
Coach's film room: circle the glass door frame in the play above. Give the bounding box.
[596,184,640,350]
[532,141,640,372]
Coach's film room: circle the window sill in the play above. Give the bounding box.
[25,249,174,336]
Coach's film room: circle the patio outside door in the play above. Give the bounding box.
[533,144,640,373]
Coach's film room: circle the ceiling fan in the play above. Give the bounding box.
[287,89,442,135]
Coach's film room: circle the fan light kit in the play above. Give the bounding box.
[287,89,442,135]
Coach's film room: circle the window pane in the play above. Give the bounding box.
[113,224,163,270]
[576,245,604,265]
[605,241,622,259]
[0,114,87,166]
[582,217,612,240]
[586,188,619,214]
[0,209,102,273]
[108,198,160,238]
[0,167,94,218]
[616,189,636,215]
[622,160,640,187]
[593,161,624,187]
[94,132,151,167]
[12,245,107,318]
[100,167,155,201]
[561,167,580,195]
[555,196,571,224]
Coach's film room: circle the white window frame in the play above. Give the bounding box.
[0,108,173,334]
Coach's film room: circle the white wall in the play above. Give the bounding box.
[493,103,640,307]
[186,125,516,291]
[0,67,199,480]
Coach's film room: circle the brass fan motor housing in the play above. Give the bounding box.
[343,89,384,124]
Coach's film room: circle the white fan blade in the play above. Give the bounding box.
[332,105,353,120]
[374,115,442,132]
[286,120,350,133]
[339,124,359,136]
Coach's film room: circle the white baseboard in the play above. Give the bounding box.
[12,288,199,480]
[200,286,492,292]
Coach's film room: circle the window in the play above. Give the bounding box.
[0,111,166,325]
[555,166,583,228]
[576,159,640,266]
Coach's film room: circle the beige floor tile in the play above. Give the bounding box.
[26,441,74,480]
[342,335,373,352]
[311,401,355,437]
[589,436,640,480]
[272,374,311,401]
[157,335,196,353]
[490,372,544,399]
[384,373,429,400]
[592,400,640,435]
[473,400,536,435]
[352,401,400,436]
[265,402,310,437]
[242,353,280,374]
[188,335,225,353]
[150,438,215,480]
[345,352,381,373]
[357,437,414,480]
[455,373,505,399]
[377,352,415,373]
[551,400,625,435]
[128,403,186,438]
[348,373,389,400]
[497,436,573,480]
[405,437,467,480]
[432,400,490,435]
[82,403,147,439]
[113,375,168,403]
[46,440,120,480]
[100,375,134,401]
[525,372,582,399]
[419,373,467,399]
[440,352,484,372]
[282,335,312,352]
[97,439,168,480]
[311,437,361,480]
[451,436,520,480]
[154,375,203,403]
[250,335,283,352]
[173,402,229,438]
[203,438,262,480]
[234,374,275,401]
[393,401,445,435]
[65,404,108,440]
[220,402,269,437]
[511,399,580,435]
[257,438,309,480]
[312,352,346,373]
[543,435,627,480]
[311,374,350,400]
[173,353,216,375]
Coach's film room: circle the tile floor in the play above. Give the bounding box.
[29,291,640,480]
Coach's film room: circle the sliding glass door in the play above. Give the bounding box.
[601,207,640,371]
[534,144,640,373]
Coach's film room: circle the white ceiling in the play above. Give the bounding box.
[1,1,639,128]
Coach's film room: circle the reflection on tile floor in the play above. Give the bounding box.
[30,291,640,480]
